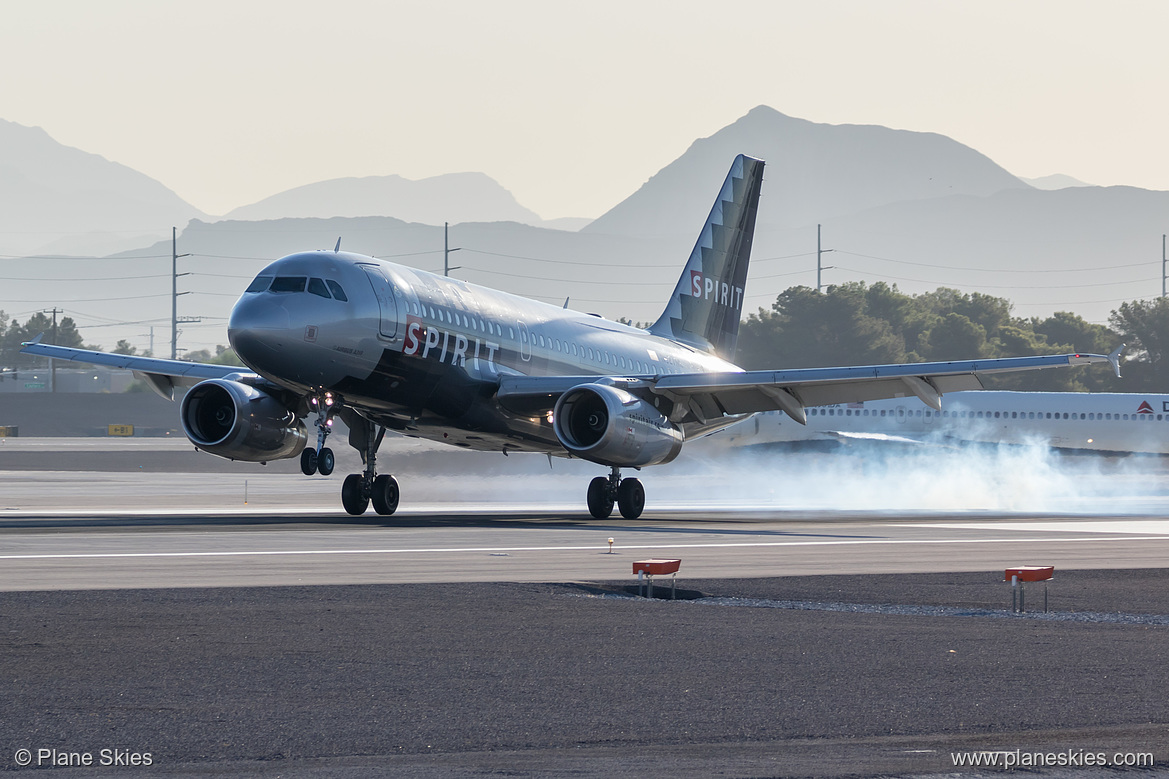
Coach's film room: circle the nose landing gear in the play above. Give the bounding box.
[587,466,645,520]
[300,393,336,476]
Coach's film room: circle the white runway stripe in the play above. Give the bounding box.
[5,534,1169,560]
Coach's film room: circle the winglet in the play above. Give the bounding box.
[21,332,44,347]
[1108,344,1125,378]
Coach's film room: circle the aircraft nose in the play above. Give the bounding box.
[228,295,292,364]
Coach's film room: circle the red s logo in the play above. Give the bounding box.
[404,316,424,355]
[690,270,703,297]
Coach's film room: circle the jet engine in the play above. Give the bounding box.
[552,383,683,467]
[180,379,307,462]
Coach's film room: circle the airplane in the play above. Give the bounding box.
[713,388,1168,456]
[20,155,1118,518]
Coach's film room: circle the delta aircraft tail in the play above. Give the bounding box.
[648,154,765,360]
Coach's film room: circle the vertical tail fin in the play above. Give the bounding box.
[648,154,764,360]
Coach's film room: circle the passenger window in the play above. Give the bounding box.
[308,278,331,299]
[270,276,307,293]
[246,276,273,293]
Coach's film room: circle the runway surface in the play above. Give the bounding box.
[4,438,1169,776]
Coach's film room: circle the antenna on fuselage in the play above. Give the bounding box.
[334,237,342,253]
[563,297,570,309]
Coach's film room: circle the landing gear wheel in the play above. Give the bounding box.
[587,476,614,519]
[317,447,335,476]
[617,477,645,520]
[371,474,400,516]
[341,473,368,516]
[300,448,318,476]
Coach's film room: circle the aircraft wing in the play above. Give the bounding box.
[497,352,1115,424]
[19,336,253,400]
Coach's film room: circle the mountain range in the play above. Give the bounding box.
[223,172,589,231]
[1,107,1166,356]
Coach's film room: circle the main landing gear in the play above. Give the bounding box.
[340,417,399,517]
[300,394,336,476]
[586,466,645,520]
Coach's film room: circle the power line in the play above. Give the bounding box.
[0,253,172,261]
[0,273,171,281]
[834,249,1154,274]
[831,265,1157,291]
[0,293,170,303]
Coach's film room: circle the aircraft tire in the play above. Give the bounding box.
[617,478,645,520]
[371,474,400,516]
[317,447,335,476]
[341,474,368,515]
[300,448,318,476]
[586,476,614,520]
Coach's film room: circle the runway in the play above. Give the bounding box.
[6,507,1169,591]
[2,436,1169,590]
[4,439,1169,776]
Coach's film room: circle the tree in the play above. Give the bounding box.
[1,312,96,368]
[735,283,906,369]
[1030,311,1121,391]
[181,346,244,366]
[919,312,989,360]
[1109,298,1169,391]
[114,340,137,355]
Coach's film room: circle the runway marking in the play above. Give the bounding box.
[4,535,1169,561]
[904,520,1169,535]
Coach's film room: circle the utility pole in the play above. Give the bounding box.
[1163,234,1166,299]
[171,227,191,359]
[41,307,62,393]
[444,222,461,276]
[817,224,835,293]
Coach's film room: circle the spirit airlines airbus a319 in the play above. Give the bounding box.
[22,156,1117,518]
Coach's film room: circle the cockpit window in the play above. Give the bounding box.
[307,277,331,299]
[326,280,348,302]
[246,276,273,293]
[270,276,307,293]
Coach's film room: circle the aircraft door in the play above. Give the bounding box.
[361,266,398,339]
[516,320,531,361]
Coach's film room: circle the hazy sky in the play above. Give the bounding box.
[4,1,1167,219]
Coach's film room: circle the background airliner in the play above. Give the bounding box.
[21,156,1116,517]
[715,390,1167,455]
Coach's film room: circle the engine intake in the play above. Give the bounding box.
[553,383,683,467]
[180,379,307,462]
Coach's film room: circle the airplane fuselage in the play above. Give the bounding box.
[716,392,1169,455]
[227,251,744,454]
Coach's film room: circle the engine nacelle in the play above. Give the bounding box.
[552,383,683,467]
[180,379,307,462]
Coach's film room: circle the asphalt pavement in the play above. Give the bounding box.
[3,572,1169,777]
